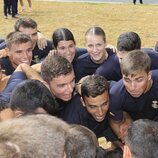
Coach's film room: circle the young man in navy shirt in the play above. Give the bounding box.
[0,31,34,76]
[63,75,121,147]
[109,50,158,141]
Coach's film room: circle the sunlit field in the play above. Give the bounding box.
[0,0,158,48]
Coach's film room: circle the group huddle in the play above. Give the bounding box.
[0,17,158,158]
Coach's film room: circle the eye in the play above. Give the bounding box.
[136,78,144,82]
[87,44,93,48]
[88,105,97,109]
[57,84,65,88]
[124,78,130,83]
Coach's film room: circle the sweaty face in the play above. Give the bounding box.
[56,40,76,63]
[49,71,75,101]
[123,71,152,98]
[7,42,33,68]
[86,35,106,63]
[82,92,109,122]
[19,27,38,49]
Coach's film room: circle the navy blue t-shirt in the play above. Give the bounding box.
[95,54,122,81]
[75,47,87,58]
[144,50,158,70]
[32,40,53,63]
[74,48,115,82]
[0,71,27,102]
[109,70,158,121]
[63,94,117,141]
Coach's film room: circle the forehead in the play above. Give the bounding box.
[86,35,104,43]
[9,41,32,50]
[57,40,75,47]
[123,70,148,79]
[84,92,109,105]
[50,71,75,84]
[19,27,37,35]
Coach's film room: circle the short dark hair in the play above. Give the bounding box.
[117,32,141,52]
[14,18,37,31]
[120,50,151,76]
[0,99,9,111]
[10,79,59,115]
[52,28,76,48]
[65,124,97,158]
[6,31,32,49]
[125,119,158,158]
[81,75,109,98]
[41,54,73,83]
[85,26,106,42]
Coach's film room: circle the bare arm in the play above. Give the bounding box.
[18,63,43,81]
[0,76,10,92]
[0,49,7,58]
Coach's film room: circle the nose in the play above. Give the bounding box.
[23,51,29,59]
[93,45,97,52]
[130,81,137,91]
[97,107,104,116]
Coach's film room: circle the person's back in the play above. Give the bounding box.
[65,124,98,158]
[0,114,69,158]
[124,119,158,158]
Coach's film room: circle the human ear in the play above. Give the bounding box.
[5,47,10,56]
[148,71,152,81]
[123,145,132,158]
[80,97,86,107]
[14,110,24,118]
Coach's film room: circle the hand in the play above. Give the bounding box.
[119,123,129,143]
[106,44,117,53]
[48,49,57,56]
[37,32,47,50]
[0,49,8,58]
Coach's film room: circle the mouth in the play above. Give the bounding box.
[63,94,72,99]
[95,115,105,122]
[21,61,30,64]
[129,92,141,97]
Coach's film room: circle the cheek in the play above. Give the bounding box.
[11,54,21,61]
[139,82,147,90]
[50,86,65,96]
[0,110,14,121]
[87,108,95,115]
[57,50,65,56]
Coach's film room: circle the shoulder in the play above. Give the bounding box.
[63,94,86,124]
[75,47,87,58]
[110,79,125,94]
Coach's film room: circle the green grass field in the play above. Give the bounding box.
[0,1,158,48]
